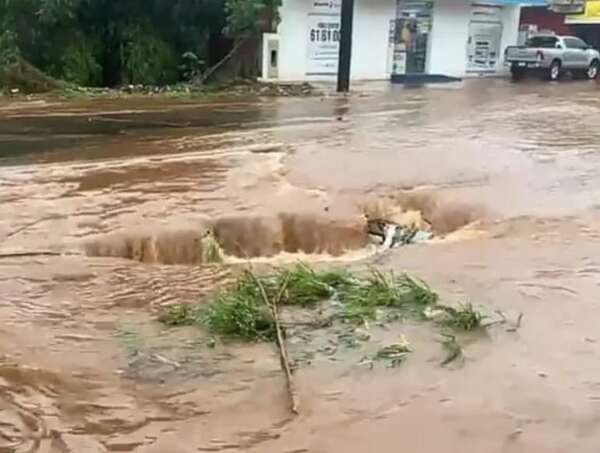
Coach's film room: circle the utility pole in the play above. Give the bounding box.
[336,0,355,92]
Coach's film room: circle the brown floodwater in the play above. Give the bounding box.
[3,79,600,452]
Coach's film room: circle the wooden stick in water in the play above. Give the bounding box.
[250,271,300,415]
[0,251,62,259]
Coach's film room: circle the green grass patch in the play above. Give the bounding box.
[198,264,354,340]
[159,271,275,341]
[159,264,442,343]
[157,264,352,341]
[277,263,354,307]
[203,290,275,341]
[156,263,494,373]
[341,270,438,323]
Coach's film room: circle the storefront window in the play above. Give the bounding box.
[393,1,433,75]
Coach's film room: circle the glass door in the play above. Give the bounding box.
[393,1,433,75]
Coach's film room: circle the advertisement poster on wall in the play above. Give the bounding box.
[467,5,503,71]
[566,0,600,23]
[306,1,341,75]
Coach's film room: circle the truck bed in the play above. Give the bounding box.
[505,46,540,63]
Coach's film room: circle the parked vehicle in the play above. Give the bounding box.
[504,34,600,81]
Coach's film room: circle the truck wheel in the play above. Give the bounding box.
[548,60,561,81]
[587,60,599,79]
[510,64,525,81]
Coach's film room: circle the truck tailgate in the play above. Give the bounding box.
[505,46,538,62]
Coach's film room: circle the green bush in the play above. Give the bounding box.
[47,36,102,86]
[0,0,283,89]
[0,28,20,66]
[121,24,179,86]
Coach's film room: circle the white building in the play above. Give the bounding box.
[261,0,546,82]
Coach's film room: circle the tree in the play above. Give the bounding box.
[0,0,281,90]
[199,0,281,83]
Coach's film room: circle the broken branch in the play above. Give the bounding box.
[251,271,299,415]
[0,251,62,259]
[196,37,249,85]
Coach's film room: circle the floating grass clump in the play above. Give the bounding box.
[374,336,413,365]
[159,264,442,342]
[158,264,354,341]
[157,263,495,379]
[358,336,413,368]
[277,263,354,307]
[200,270,276,341]
[438,302,485,331]
[440,334,464,366]
[203,289,275,341]
[342,270,438,323]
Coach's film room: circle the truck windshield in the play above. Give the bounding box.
[526,36,557,48]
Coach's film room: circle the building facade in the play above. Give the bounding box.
[521,0,600,50]
[261,0,546,82]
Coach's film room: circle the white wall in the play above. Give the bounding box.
[275,0,396,81]
[274,0,523,81]
[352,0,397,79]
[429,1,522,77]
[277,0,311,81]
[428,0,471,77]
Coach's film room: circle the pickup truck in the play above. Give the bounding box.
[505,34,600,81]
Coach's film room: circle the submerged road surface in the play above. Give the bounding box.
[2,79,600,452]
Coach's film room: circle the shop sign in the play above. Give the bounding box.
[566,0,600,23]
[306,1,341,75]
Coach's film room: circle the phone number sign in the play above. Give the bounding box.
[306,1,341,75]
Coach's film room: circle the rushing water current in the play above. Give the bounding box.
[3,79,600,452]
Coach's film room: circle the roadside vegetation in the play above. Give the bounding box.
[0,0,283,94]
[159,263,496,368]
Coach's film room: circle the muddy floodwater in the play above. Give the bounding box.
[3,79,600,452]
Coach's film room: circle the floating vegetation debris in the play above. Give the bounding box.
[342,270,438,323]
[437,302,485,331]
[440,334,464,366]
[158,263,493,374]
[157,264,351,341]
[374,336,413,367]
[203,288,276,341]
[491,310,524,332]
[356,336,413,369]
[159,265,440,338]
[277,263,352,307]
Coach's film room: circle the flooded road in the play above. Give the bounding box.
[3,79,600,452]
